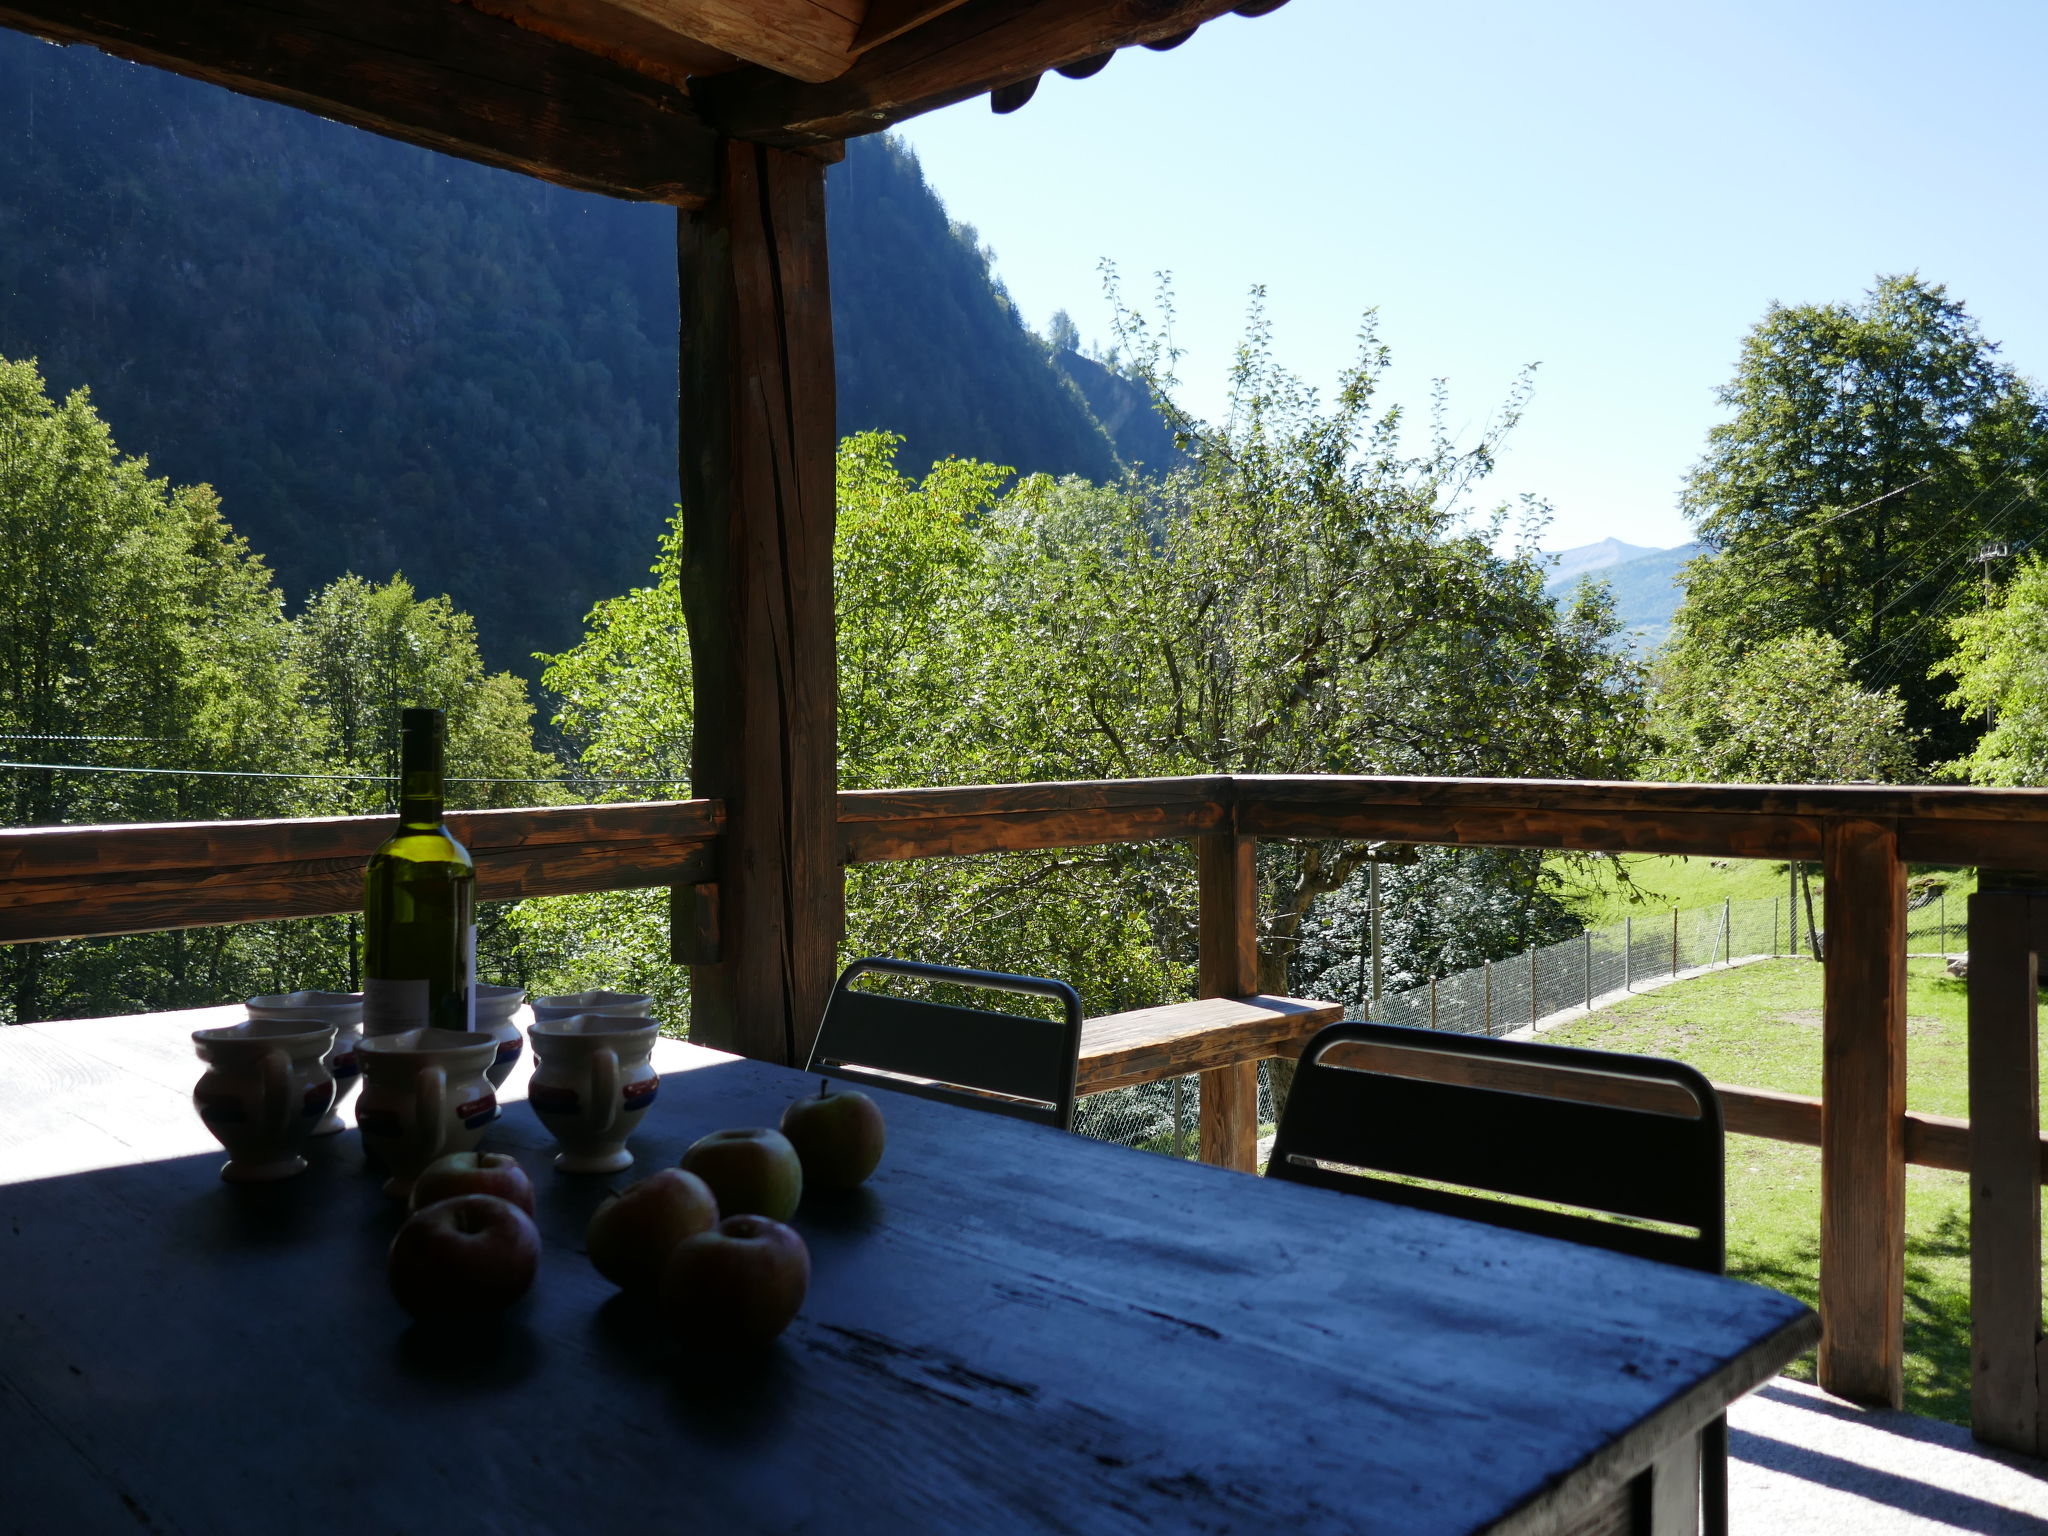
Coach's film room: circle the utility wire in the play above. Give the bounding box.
[0,760,684,787]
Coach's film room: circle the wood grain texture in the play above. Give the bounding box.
[852,0,974,53]
[0,0,718,202]
[1199,1058,1259,1173]
[608,0,861,81]
[0,801,721,942]
[466,0,743,87]
[1078,994,1339,1093]
[1817,818,1907,1408]
[1966,889,2048,1455]
[695,0,1265,145]
[677,143,842,1066]
[838,777,1227,861]
[1194,831,1261,1171]
[0,1013,1816,1536]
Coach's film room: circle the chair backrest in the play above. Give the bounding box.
[1267,1021,1724,1273]
[806,958,1085,1130]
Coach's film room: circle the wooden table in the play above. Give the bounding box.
[0,1007,1818,1535]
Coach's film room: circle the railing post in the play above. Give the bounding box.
[1968,882,2048,1455]
[1672,906,1679,977]
[1196,831,1259,1172]
[1529,944,1538,1029]
[1818,819,1908,1407]
[1583,930,1592,1010]
[1624,916,1632,991]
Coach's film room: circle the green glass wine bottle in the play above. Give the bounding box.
[362,707,476,1036]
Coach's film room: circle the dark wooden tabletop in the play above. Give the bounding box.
[0,1007,1817,1536]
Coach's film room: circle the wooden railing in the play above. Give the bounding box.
[9,771,2048,1428]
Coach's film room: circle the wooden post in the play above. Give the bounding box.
[1818,819,1908,1406]
[1196,832,1259,1172]
[1968,884,2048,1454]
[676,140,843,1066]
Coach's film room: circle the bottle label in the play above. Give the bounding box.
[363,978,430,1036]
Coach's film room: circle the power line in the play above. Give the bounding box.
[0,759,684,788]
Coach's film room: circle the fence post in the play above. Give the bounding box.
[1624,916,1632,991]
[1817,820,1908,1407]
[1172,1076,1186,1161]
[1672,906,1680,978]
[1773,896,1780,958]
[1968,882,2048,1454]
[1529,944,1539,1029]
[1430,975,1438,1030]
[1724,897,1732,967]
[1584,931,1593,1010]
[1196,832,1259,1173]
[1484,960,1493,1035]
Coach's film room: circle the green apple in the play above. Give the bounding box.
[677,1127,803,1221]
[661,1215,810,1348]
[585,1168,720,1293]
[779,1078,886,1191]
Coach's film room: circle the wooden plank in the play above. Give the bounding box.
[841,802,1226,861]
[1195,831,1260,1171]
[0,0,717,203]
[0,1015,1818,1536]
[1241,799,1821,861]
[466,0,742,88]
[597,0,860,83]
[677,141,842,1066]
[1818,818,1908,1408]
[0,802,721,942]
[696,0,1261,146]
[851,0,974,54]
[1967,887,2048,1455]
[1078,994,1341,1094]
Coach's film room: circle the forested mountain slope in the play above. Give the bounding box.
[0,33,1161,673]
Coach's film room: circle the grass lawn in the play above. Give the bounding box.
[1548,853,1978,934]
[1544,954,2035,1426]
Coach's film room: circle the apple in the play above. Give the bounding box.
[408,1150,537,1218]
[661,1215,810,1348]
[585,1168,720,1293]
[677,1127,803,1222]
[387,1194,541,1320]
[779,1078,886,1191]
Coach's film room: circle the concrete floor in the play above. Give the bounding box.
[1730,1377,2048,1533]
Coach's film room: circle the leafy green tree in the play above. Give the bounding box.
[1650,629,1917,785]
[1674,274,2048,766]
[0,357,315,1019]
[1940,555,2048,784]
[293,573,562,813]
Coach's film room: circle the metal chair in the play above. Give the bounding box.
[806,957,1085,1130]
[1267,1020,1729,1535]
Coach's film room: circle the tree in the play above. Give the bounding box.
[1674,274,2048,766]
[1940,555,2048,785]
[1649,629,1917,785]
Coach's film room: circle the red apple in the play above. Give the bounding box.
[779,1079,886,1191]
[387,1194,541,1319]
[408,1150,537,1218]
[660,1215,810,1348]
[677,1127,803,1221]
[585,1168,720,1293]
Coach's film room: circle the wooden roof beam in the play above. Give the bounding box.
[696,0,1271,146]
[0,0,720,205]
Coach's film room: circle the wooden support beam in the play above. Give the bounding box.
[1818,819,1908,1407]
[605,0,860,82]
[677,141,842,1067]
[1195,831,1260,1171]
[696,0,1257,146]
[1967,886,2048,1456]
[0,0,717,204]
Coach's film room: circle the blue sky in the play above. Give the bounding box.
[897,0,2048,553]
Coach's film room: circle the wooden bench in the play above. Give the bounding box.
[1078,993,1343,1171]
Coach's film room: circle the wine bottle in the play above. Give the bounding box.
[362,707,476,1036]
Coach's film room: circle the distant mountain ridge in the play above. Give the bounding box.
[0,34,1167,675]
[1545,539,1700,652]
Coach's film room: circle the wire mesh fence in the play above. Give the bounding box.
[1073,884,1972,1159]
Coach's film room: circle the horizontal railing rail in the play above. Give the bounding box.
[10,768,2046,1413]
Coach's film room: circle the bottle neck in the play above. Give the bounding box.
[396,723,445,831]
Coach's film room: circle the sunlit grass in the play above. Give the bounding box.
[1545,955,2028,1426]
